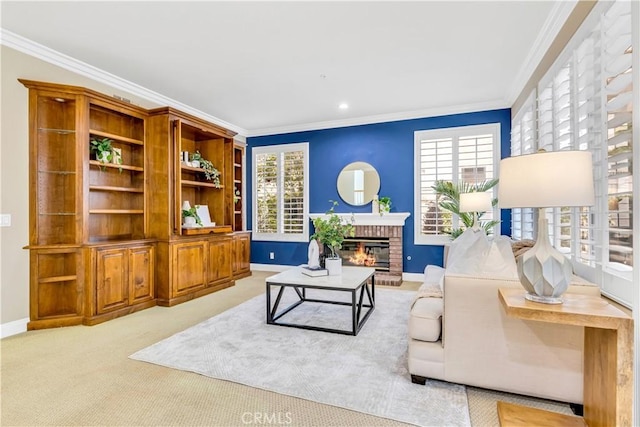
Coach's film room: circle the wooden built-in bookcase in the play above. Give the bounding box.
[22,81,250,329]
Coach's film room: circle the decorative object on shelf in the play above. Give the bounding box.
[378,196,391,215]
[372,195,379,214]
[111,147,123,172]
[310,201,355,276]
[459,192,493,232]
[195,205,215,227]
[181,151,190,165]
[234,187,241,204]
[182,201,202,227]
[432,179,499,239]
[90,137,114,166]
[499,150,595,304]
[190,150,221,188]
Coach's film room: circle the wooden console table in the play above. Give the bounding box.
[497,288,633,427]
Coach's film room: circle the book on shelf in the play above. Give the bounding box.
[301,265,328,277]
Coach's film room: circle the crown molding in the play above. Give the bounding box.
[505,0,578,105]
[1,28,248,137]
[247,99,507,137]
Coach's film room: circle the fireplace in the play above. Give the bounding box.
[309,212,410,286]
[340,237,390,271]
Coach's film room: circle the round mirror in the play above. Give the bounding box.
[337,162,380,206]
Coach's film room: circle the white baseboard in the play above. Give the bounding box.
[402,272,423,282]
[250,263,291,272]
[1,317,28,339]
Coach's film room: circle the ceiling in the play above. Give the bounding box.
[1,1,570,137]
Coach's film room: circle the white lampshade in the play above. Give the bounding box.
[498,150,595,304]
[460,192,492,213]
[498,151,595,208]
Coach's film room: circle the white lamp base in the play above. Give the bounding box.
[516,208,573,304]
[524,292,564,305]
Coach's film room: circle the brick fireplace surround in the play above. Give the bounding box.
[309,213,410,286]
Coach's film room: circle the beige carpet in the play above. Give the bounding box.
[1,270,572,426]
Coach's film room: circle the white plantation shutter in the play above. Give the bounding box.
[414,124,499,244]
[602,0,633,272]
[510,91,536,240]
[417,136,453,238]
[255,152,278,233]
[281,151,305,235]
[252,143,309,242]
[575,33,601,267]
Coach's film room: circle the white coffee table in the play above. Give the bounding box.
[265,266,376,336]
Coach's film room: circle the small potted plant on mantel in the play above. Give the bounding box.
[310,200,355,275]
[378,196,392,215]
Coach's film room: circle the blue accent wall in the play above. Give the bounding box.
[248,108,511,272]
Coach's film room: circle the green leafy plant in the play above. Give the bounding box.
[89,137,123,172]
[90,137,114,163]
[234,187,241,204]
[310,200,355,258]
[190,151,221,187]
[431,179,500,239]
[182,206,202,226]
[378,196,391,214]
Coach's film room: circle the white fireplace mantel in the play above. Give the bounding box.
[309,212,410,226]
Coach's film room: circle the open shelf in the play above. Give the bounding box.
[89,129,143,146]
[89,160,143,172]
[90,185,144,193]
[181,179,223,189]
[90,209,144,214]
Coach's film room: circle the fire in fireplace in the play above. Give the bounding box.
[340,237,390,272]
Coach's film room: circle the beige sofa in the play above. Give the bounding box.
[408,270,600,404]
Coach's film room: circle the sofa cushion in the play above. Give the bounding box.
[423,264,446,293]
[409,297,443,342]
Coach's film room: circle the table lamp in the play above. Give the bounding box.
[459,192,493,232]
[498,150,595,304]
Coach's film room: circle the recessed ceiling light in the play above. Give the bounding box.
[339,103,349,110]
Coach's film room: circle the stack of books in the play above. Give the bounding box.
[301,265,328,277]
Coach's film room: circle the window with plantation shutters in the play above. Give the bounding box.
[252,143,309,242]
[414,124,500,244]
[509,0,634,306]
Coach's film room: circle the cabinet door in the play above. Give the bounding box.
[96,248,129,314]
[208,237,232,286]
[172,241,207,295]
[233,233,251,275]
[129,245,155,304]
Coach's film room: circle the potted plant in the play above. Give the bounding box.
[310,200,355,275]
[89,137,123,172]
[378,196,392,215]
[190,151,221,188]
[90,137,114,164]
[182,206,202,227]
[431,179,499,239]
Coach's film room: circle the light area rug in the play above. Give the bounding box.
[130,287,470,427]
